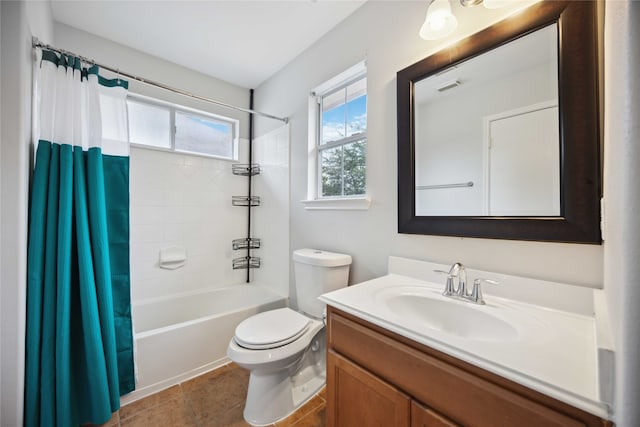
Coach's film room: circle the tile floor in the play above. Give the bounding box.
[97,363,326,427]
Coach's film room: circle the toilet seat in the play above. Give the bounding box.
[234,308,311,350]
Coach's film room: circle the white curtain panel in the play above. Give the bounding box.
[37,53,128,155]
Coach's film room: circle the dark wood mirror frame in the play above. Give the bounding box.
[397,1,601,244]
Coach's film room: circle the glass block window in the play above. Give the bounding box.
[126,95,238,160]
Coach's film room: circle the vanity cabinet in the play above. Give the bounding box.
[326,306,612,427]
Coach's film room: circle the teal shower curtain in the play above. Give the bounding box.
[25,50,135,426]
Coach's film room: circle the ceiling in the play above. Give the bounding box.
[50,0,366,89]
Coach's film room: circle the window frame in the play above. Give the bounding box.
[304,61,371,210]
[126,93,240,161]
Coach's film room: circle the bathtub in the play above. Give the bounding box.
[121,284,287,404]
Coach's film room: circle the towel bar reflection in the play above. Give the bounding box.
[416,181,474,190]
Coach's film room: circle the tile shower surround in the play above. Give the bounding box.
[94,363,325,427]
[129,147,248,302]
[129,124,290,303]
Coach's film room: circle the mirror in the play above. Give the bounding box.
[415,24,559,217]
[397,1,601,243]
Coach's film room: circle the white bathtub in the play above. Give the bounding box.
[121,284,287,404]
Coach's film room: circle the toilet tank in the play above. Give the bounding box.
[293,248,352,318]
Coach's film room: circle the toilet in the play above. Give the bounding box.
[227,248,352,426]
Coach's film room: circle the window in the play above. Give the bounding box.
[126,94,238,160]
[319,77,367,197]
[306,62,368,209]
[127,99,172,149]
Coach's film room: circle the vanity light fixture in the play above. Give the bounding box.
[420,0,508,40]
[420,0,458,40]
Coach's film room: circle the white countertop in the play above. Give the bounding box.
[320,272,612,419]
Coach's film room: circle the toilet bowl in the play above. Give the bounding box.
[227,308,325,425]
[227,249,351,426]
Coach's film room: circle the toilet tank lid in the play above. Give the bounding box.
[293,248,352,267]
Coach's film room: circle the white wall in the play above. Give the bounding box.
[603,2,640,426]
[1,2,53,425]
[254,1,603,301]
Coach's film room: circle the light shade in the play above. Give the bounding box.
[419,0,458,40]
[483,0,511,9]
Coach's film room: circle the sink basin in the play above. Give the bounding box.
[376,287,520,342]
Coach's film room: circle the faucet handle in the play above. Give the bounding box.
[468,278,499,305]
[433,269,456,296]
[475,278,499,285]
[433,269,453,276]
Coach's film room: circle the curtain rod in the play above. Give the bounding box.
[32,37,289,124]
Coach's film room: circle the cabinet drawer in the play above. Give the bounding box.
[328,308,607,427]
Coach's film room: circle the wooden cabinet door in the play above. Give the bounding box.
[327,350,411,427]
[411,401,460,427]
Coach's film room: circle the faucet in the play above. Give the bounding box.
[435,262,498,304]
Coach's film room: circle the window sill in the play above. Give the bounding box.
[301,197,371,211]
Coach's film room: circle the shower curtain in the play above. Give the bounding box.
[25,50,134,426]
